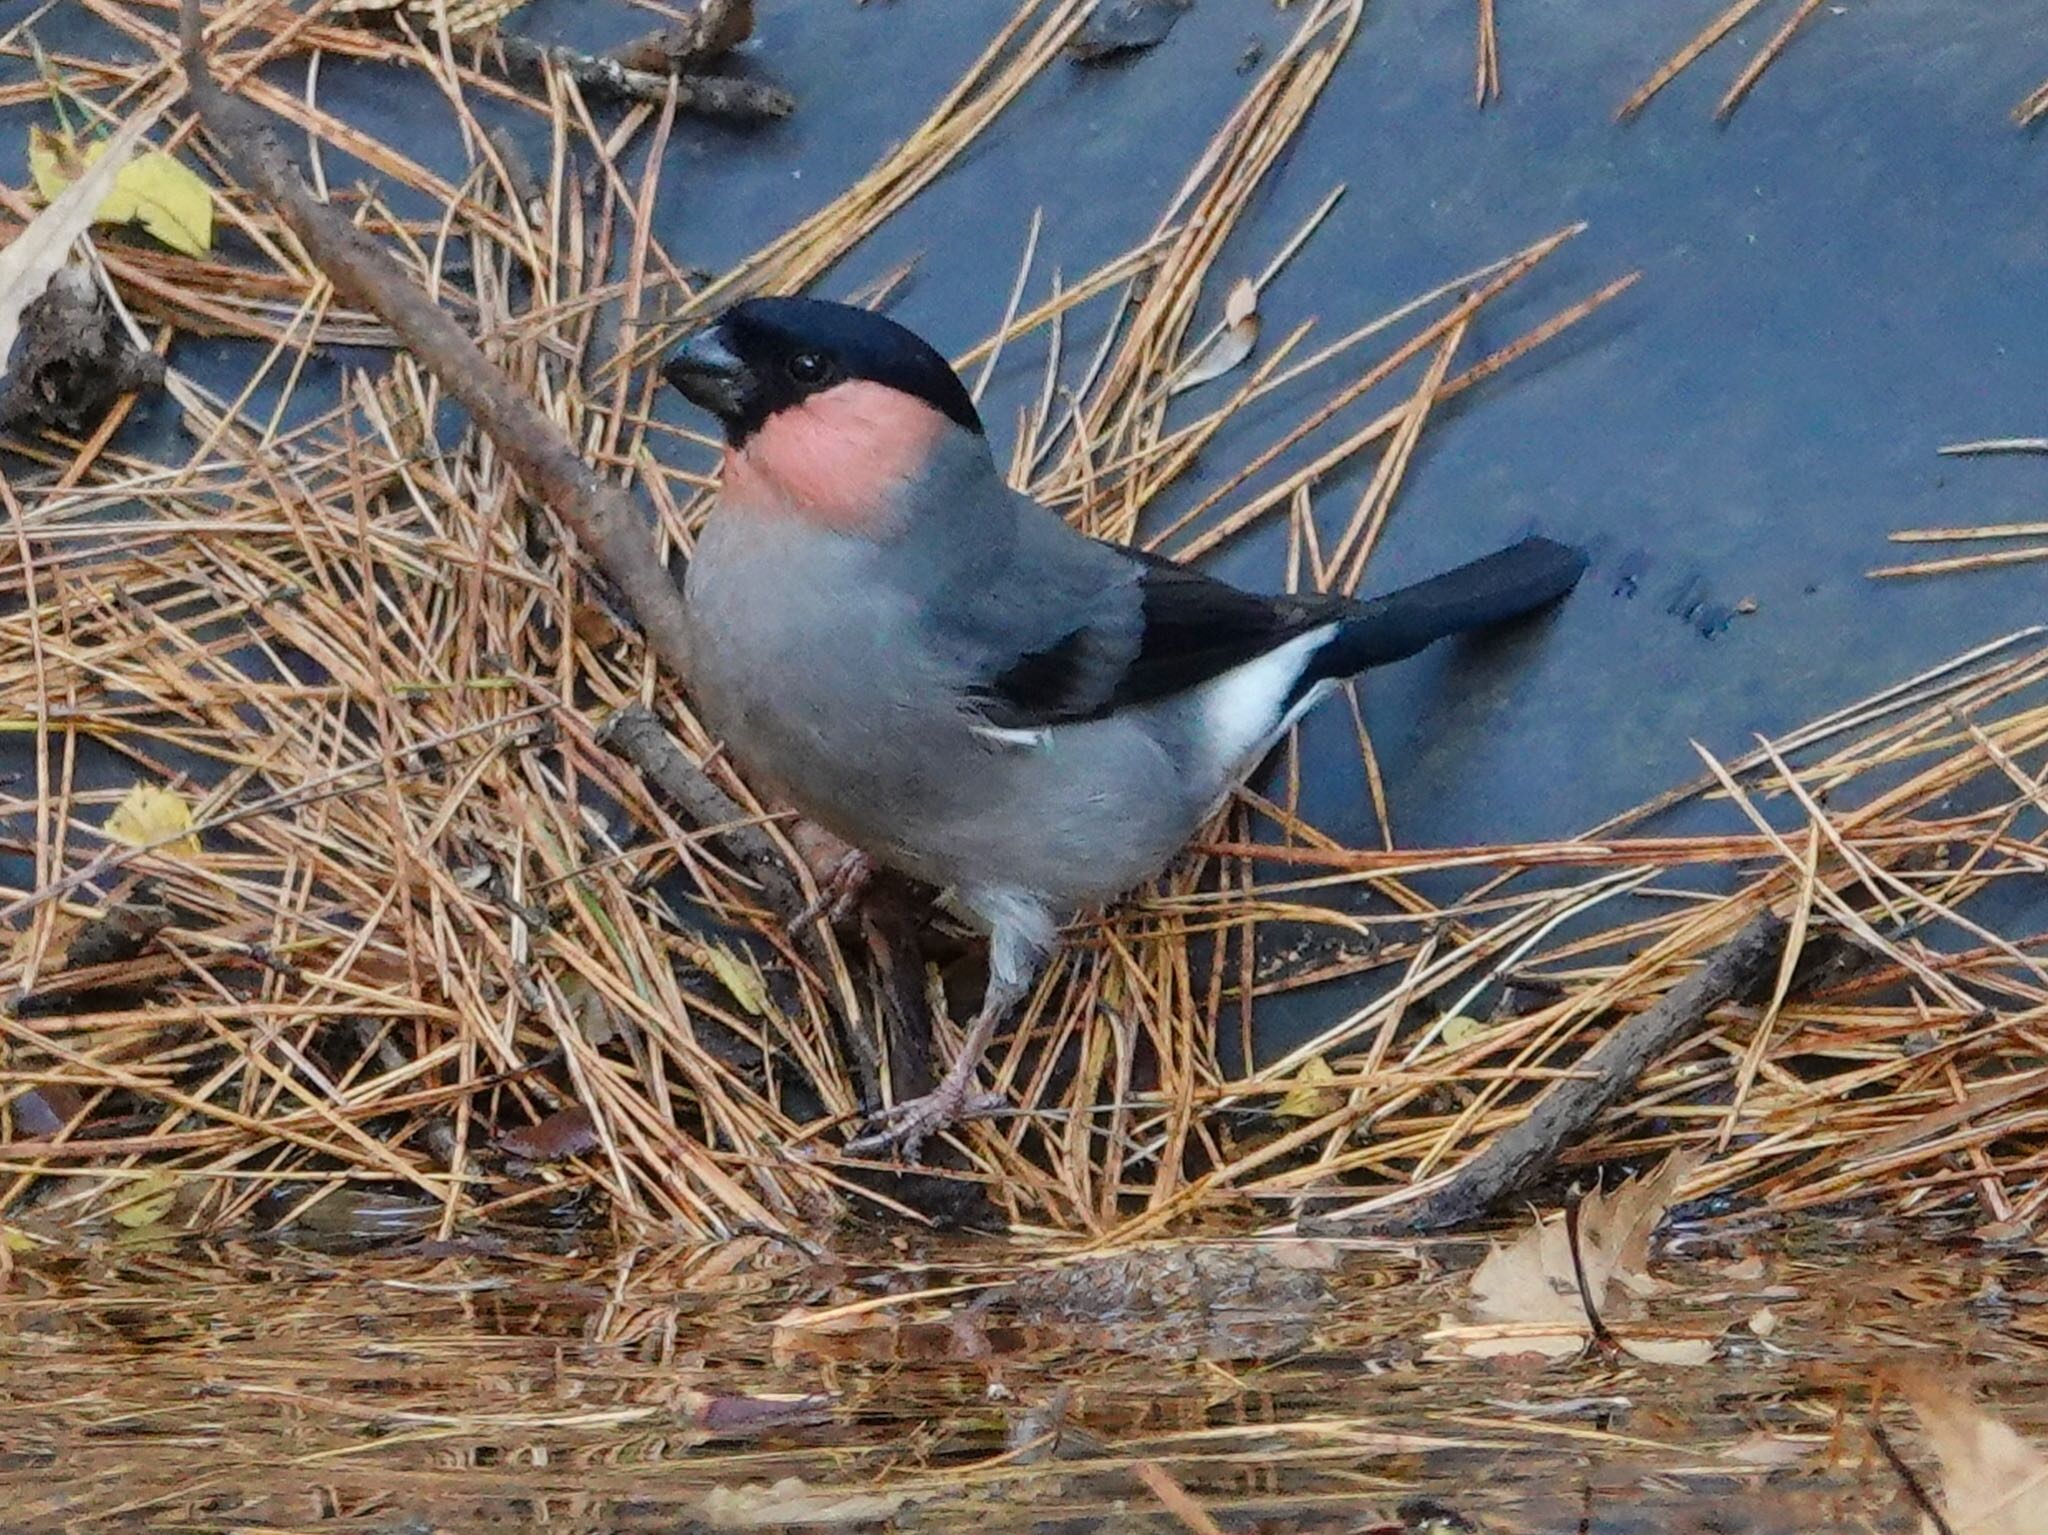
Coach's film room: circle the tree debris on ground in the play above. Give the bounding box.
[0,262,162,434]
[0,0,2039,1267]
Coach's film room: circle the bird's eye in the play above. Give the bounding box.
[786,351,831,386]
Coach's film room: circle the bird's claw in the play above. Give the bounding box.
[844,1081,1005,1162]
[788,849,875,936]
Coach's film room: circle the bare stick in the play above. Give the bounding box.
[177,0,773,884]
[1316,909,1788,1234]
[491,36,793,120]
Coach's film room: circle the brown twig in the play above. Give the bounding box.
[177,0,781,896]
[489,35,793,120]
[1869,1421,1957,1535]
[1326,909,1788,1234]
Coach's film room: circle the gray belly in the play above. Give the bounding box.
[681,524,1203,913]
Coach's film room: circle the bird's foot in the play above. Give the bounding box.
[844,1075,1006,1162]
[788,847,876,936]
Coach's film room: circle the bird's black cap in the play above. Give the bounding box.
[663,296,984,445]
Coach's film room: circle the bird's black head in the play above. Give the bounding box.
[662,297,983,446]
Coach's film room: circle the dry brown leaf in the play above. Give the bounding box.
[1468,1217,1590,1328]
[1172,277,1259,393]
[496,1106,601,1164]
[1590,1147,1701,1297]
[1455,1151,1710,1362]
[1895,1371,2048,1535]
[682,1389,835,1439]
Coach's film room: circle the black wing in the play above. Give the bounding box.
[969,546,1344,732]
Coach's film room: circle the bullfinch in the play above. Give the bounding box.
[664,296,1586,1157]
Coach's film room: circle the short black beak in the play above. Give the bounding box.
[662,327,754,421]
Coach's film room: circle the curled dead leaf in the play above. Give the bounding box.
[497,1105,601,1164]
[1172,277,1260,394]
[689,1389,834,1438]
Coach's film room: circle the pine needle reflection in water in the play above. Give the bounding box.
[1,1220,2042,1532]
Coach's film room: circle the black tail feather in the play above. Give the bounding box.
[1318,535,1586,677]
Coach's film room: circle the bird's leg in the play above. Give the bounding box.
[845,904,1049,1161]
[784,816,875,935]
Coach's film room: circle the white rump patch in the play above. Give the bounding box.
[1197,623,1340,772]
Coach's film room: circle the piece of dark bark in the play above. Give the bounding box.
[0,264,163,435]
[609,0,754,72]
[11,896,175,1018]
[491,34,793,120]
[59,896,173,970]
[861,879,936,1104]
[1308,909,1789,1236]
[1068,0,1190,64]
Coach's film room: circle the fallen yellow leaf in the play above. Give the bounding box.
[108,1170,179,1229]
[106,781,200,857]
[694,942,768,1017]
[1440,1014,1490,1048]
[1274,1054,1342,1120]
[29,125,214,257]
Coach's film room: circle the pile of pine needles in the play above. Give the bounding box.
[2,0,2044,1248]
